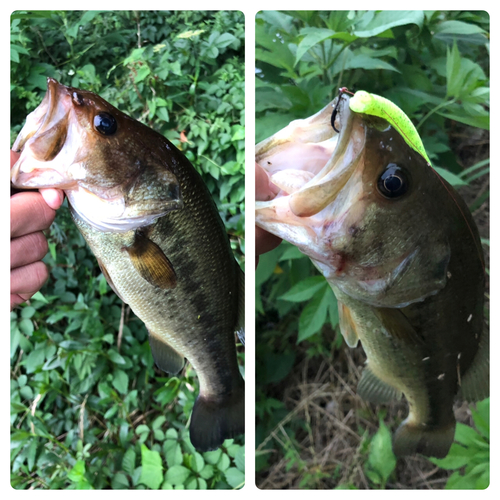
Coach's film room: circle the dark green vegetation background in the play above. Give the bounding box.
[10,11,244,489]
[255,11,489,489]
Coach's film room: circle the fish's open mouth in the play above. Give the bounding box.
[255,94,366,218]
[11,78,80,190]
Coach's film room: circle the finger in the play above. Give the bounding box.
[40,188,65,210]
[11,149,65,210]
[11,150,20,167]
[11,292,35,310]
[11,192,57,238]
[10,261,49,297]
[11,232,48,270]
[256,163,279,201]
[256,226,282,256]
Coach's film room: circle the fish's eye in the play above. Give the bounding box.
[94,112,117,135]
[377,163,409,199]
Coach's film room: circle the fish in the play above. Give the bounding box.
[11,77,245,452]
[255,90,488,458]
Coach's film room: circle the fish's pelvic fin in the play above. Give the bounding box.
[393,420,455,458]
[236,266,245,345]
[123,231,177,289]
[189,387,245,452]
[338,301,359,347]
[458,328,489,402]
[148,330,185,375]
[357,365,401,404]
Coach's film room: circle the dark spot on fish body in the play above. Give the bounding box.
[72,92,84,106]
[329,251,348,275]
[348,225,359,237]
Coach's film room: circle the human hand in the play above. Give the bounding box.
[255,162,281,267]
[10,151,65,309]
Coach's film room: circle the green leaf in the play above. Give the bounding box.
[122,448,136,475]
[446,42,462,98]
[435,20,487,36]
[112,369,129,394]
[164,464,191,485]
[108,349,126,365]
[112,472,129,489]
[471,398,489,439]
[139,444,163,489]
[297,284,333,343]
[163,439,183,467]
[225,467,245,488]
[365,418,396,486]
[294,28,336,65]
[353,11,425,37]
[203,448,222,465]
[278,276,326,302]
[433,167,467,186]
[343,54,399,72]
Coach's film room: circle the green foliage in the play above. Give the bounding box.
[364,416,397,488]
[11,11,244,490]
[256,11,489,487]
[430,398,489,489]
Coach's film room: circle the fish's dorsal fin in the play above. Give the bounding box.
[357,364,402,404]
[148,329,185,375]
[123,231,177,289]
[236,266,245,345]
[458,327,489,402]
[338,301,359,347]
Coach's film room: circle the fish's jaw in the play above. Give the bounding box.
[11,79,89,190]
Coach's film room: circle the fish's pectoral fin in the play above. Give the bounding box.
[235,265,245,346]
[458,327,489,402]
[374,307,425,346]
[123,231,177,289]
[338,301,359,347]
[96,257,127,303]
[357,364,401,404]
[148,330,185,375]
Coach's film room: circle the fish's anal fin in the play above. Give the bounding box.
[96,257,127,303]
[189,388,245,452]
[393,420,456,459]
[458,327,489,402]
[123,231,177,289]
[236,266,245,346]
[338,301,359,347]
[357,364,401,404]
[148,330,185,375]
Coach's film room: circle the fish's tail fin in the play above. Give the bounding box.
[393,420,456,459]
[189,385,245,452]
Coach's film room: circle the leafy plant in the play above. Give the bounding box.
[11,10,244,490]
[256,10,489,489]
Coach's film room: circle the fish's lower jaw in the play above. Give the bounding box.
[393,419,456,458]
[189,387,245,452]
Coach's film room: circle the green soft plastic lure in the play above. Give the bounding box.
[347,89,431,166]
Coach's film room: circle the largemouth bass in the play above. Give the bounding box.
[11,78,244,452]
[255,91,488,458]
